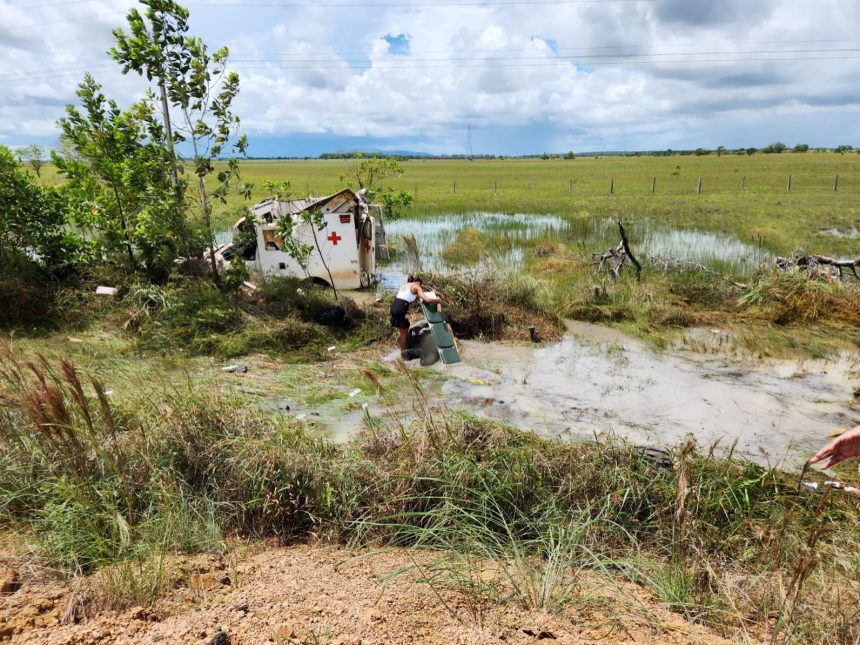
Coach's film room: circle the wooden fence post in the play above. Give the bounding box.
[834,174,839,191]
[697,177,702,194]
[741,176,746,191]
[610,178,614,194]
[787,174,792,192]
[453,180,456,194]
[651,177,656,193]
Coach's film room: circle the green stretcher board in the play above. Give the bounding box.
[419,302,461,365]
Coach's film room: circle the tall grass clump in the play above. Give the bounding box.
[0,345,858,641]
[739,269,860,326]
[124,275,387,358]
[431,271,562,341]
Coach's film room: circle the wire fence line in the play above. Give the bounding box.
[373,173,854,199]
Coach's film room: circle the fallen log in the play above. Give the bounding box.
[776,255,860,280]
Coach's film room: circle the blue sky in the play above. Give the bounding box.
[1,0,860,156]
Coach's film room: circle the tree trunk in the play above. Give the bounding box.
[110,182,136,268]
[159,82,179,192]
[199,175,221,286]
[188,124,221,287]
[309,220,339,301]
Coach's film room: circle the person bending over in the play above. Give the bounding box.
[390,275,439,351]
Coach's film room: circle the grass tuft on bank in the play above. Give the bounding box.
[0,345,857,640]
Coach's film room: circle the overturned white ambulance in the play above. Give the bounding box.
[214,188,385,290]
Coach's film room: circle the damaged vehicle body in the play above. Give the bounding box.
[213,188,386,290]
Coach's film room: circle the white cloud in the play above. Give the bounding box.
[1,0,859,152]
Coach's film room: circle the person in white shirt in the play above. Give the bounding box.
[389,275,439,350]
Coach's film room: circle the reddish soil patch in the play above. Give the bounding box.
[3,544,731,644]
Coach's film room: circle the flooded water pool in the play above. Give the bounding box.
[382,212,770,284]
[351,322,858,470]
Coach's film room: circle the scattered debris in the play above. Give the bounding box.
[468,378,489,385]
[239,281,258,297]
[635,446,673,469]
[801,480,860,496]
[296,414,307,420]
[348,388,362,397]
[221,364,248,374]
[776,254,860,280]
[828,427,848,438]
[327,345,337,352]
[66,336,83,343]
[95,285,117,296]
[528,325,540,343]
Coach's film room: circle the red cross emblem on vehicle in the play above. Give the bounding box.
[327,231,342,245]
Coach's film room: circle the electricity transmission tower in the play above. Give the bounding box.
[466,123,473,159]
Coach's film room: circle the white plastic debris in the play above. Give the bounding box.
[221,364,248,374]
[348,388,361,397]
[801,481,819,491]
[327,346,337,352]
[296,414,307,420]
[95,285,117,296]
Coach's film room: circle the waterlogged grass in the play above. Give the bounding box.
[0,348,857,641]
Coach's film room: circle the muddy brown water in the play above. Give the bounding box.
[321,322,858,472]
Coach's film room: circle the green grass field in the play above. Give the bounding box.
[39,152,860,256]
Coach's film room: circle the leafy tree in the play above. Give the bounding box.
[0,145,84,274]
[745,147,758,156]
[762,142,786,154]
[380,190,413,221]
[340,154,412,221]
[834,144,854,153]
[54,74,186,279]
[266,180,338,300]
[111,0,184,191]
[793,144,809,153]
[112,0,249,285]
[694,147,709,156]
[17,144,46,177]
[564,150,575,159]
[340,155,402,200]
[716,145,726,157]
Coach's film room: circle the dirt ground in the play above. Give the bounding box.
[0,543,734,645]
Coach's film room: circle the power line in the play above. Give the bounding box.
[228,47,860,62]
[2,52,859,84]
[7,43,855,77]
